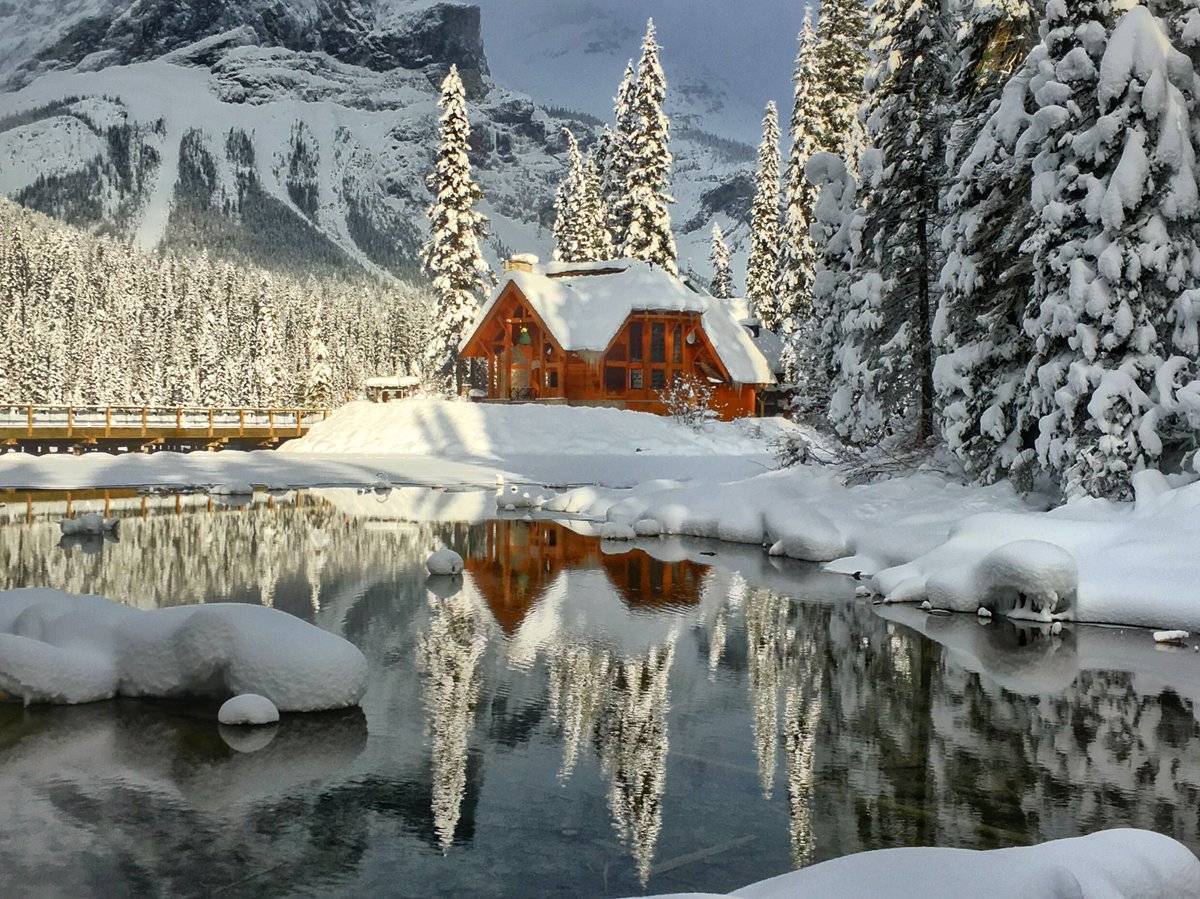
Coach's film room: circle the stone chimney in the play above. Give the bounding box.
[503,253,539,274]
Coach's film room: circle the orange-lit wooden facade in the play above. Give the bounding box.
[460,280,762,420]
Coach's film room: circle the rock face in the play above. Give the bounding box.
[0,0,751,281]
[0,0,490,91]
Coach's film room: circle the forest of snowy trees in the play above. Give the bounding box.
[0,200,434,408]
[724,0,1200,503]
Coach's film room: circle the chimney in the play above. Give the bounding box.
[503,253,539,274]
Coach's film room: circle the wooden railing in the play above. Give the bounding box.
[0,405,331,443]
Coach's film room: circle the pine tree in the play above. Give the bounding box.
[600,62,640,247]
[553,131,614,263]
[934,1,1038,482]
[422,64,493,393]
[852,0,953,441]
[621,20,678,275]
[747,102,782,329]
[1019,3,1200,499]
[709,224,735,299]
[305,322,334,408]
[813,0,870,166]
[778,12,823,357]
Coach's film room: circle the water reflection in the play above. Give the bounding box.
[1,492,1200,897]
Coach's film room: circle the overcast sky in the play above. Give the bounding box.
[473,0,815,142]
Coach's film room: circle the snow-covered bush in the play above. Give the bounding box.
[658,374,715,431]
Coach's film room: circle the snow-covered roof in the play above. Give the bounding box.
[724,296,785,377]
[463,259,775,385]
[364,375,420,389]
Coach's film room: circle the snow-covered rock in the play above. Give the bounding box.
[633,518,663,537]
[426,548,465,576]
[0,589,367,712]
[1154,630,1191,645]
[209,482,254,496]
[59,512,119,536]
[598,522,637,541]
[218,693,280,726]
[648,829,1200,898]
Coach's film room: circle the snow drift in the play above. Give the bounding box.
[282,398,792,459]
[654,829,1200,899]
[0,589,368,712]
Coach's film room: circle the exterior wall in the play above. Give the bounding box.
[461,284,766,420]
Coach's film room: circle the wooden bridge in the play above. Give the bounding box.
[0,405,331,454]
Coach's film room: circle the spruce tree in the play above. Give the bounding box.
[553,129,589,263]
[422,64,492,393]
[621,20,678,275]
[934,2,1038,482]
[747,102,782,329]
[778,12,823,358]
[853,0,952,441]
[710,224,735,299]
[1020,4,1200,498]
[814,0,870,166]
[600,63,640,248]
[580,154,615,260]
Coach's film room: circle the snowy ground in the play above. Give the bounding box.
[2,399,1198,632]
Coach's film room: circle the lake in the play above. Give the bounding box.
[1,487,1199,897]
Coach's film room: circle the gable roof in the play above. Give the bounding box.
[462,259,775,385]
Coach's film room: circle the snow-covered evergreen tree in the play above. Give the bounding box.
[853,0,953,441]
[422,64,492,393]
[1150,0,1200,66]
[305,322,334,408]
[803,152,866,424]
[709,224,735,299]
[778,13,824,362]
[747,102,782,329]
[621,20,679,275]
[553,130,614,263]
[600,62,640,247]
[1019,3,1200,498]
[934,5,1039,482]
[814,0,870,166]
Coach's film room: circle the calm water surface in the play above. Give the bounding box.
[1,487,1199,897]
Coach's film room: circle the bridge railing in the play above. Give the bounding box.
[0,405,331,440]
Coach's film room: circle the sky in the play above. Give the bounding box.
[472,0,814,143]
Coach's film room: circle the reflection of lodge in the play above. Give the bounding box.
[465,520,707,633]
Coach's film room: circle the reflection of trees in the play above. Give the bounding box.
[597,641,676,886]
[417,592,487,853]
[0,494,441,615]
[746,589,790,798]
[547,644,612,781]
[783,632,823,867]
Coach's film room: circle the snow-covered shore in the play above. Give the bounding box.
[1,399,1197,632]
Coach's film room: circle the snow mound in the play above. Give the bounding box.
[218,693,280,726]
[0,589,367,712]
[706,829,1200,899]
[282,398,789,458]
[766,507,850,562]
[918,540,1078,621]
[60,512,119,536]
[426,548,464,576]
[633,518,663,537]
[1154,630,1190,645]
[650,830,1200,898]
[209,482,254,496]
[598,522,637,541]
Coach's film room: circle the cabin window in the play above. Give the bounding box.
[651,368,666,390]
[609,341,627,362]
[630,370,644,390]
[650,323,666,362]
[630,323,644,361]
[547,370,559,389]
[672,324,683,363]
[514,305,525,318]
[605,366,626,392]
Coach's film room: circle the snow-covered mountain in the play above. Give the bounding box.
[0,0,756,281]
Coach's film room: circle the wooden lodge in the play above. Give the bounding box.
[459,257,776,420]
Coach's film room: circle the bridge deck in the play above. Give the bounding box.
[0,406,330,453]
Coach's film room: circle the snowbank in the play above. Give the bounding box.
[283,398,793,458]
[549,465,1200,631]
[59,512,118,536]
[0,589,368,712]
[661,829,1200,899]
